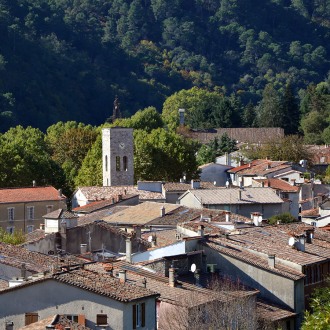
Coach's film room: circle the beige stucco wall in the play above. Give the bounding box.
[0,200,67,233]
[0,279,156,330]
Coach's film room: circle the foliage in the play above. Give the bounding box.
[134,128,199,181]
[196,133,237,165]
[0,1,328,133]
[162,87,240,131]
[45,121,98,193]
[0,228,25,245]
[0,125,66,189]
[241,135,312,164]
[268,212,296,225]
[301,280,330,330]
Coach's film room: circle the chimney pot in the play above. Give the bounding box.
[169,267,176,287]
[126,238,132,263]
[160,206,165,217]
[119,270,126,283]
[32,180,36,187]
[268,254,275,268]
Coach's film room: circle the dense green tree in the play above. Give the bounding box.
[268,212,296,224]
[241,101,256,127]
[45,121,98,192]
[241,135,312,164]
[256,84,283,128]
[300,111,328,144]
[281,82,300,134]
[0,125,66,188]
[134,128,199,181]
[301,280,330,329]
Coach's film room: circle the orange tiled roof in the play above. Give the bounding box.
[300,208,320,217]
[0,186,66,203]
[254,178,299,192]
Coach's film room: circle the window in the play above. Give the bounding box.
[27,206,34,220]
[46,205,53,214]
[105,155,108,171]
[96,314,108,325]
[123,156,128,171]
[116,156,121,171]
[65,315,78,323]
[27,225,34,233]
[8,208,14,221]
[133,303,145,329]
[25,313,38,325]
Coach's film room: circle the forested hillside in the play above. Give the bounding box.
[0,0,329,132]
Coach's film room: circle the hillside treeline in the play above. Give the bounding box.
[0,0,329,132]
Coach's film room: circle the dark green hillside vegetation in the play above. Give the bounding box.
[0,0,328,132]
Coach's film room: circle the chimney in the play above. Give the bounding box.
[267,162,271,170]
[268,254,275,268]
[40,223,45,230]
[225,211,231,222]
[142,277,147,288]
[178,108,185,126]
[194,269,201,287]
[32,180,36,187]
[239,157,244,166]
[238,189,242,200]
[290,179,296,186]
[112,197,115,204]
[133,225,141,239]
[296,235,306,252]
[169,267,176,287]
[306,229,313,244]
[58,189,62,197]
[117,194,122,202]
[198,225,204,237]
[126,238,132,263]
[119,270,126,283]
[21,263,27,280]
[80,244,87,254]
[151,234,157,247]
[160,206,165,217]
[191,180,200,189]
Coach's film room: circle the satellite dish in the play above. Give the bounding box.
[147,236,153,242]
[288,237,295,246]
[190,263,196,273]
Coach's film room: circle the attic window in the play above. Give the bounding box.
[97,314,108,325]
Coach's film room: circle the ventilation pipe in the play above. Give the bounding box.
[169,267,176,287]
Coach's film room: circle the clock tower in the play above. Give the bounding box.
[102,127,134,186]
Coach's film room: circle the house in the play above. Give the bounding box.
[72,186,164,208]
[252,178,300,218]
[197,163,232,186]
[178,187,284,219]
[0,265,159,330]
[43,209,78,233]
[215,151,245,167]
[161,180,219,203]
[227,160,297,187]
[176,222,330,329]
[0,186,67,233]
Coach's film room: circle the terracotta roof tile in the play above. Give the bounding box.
[0,186,66,203]
[253,178,299,192]
[300,208,320,217]
[228,160,290,176]
[257,299,296,322]
[77,186,164,201]
[73,194,137,213]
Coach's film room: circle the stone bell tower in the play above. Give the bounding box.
[102,127,134,186]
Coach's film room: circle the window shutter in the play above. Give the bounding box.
[78,314,85,326]
[133,304,137,329]
[96,314,107,325]
[141,302,145,327]
[25,313,38,325]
